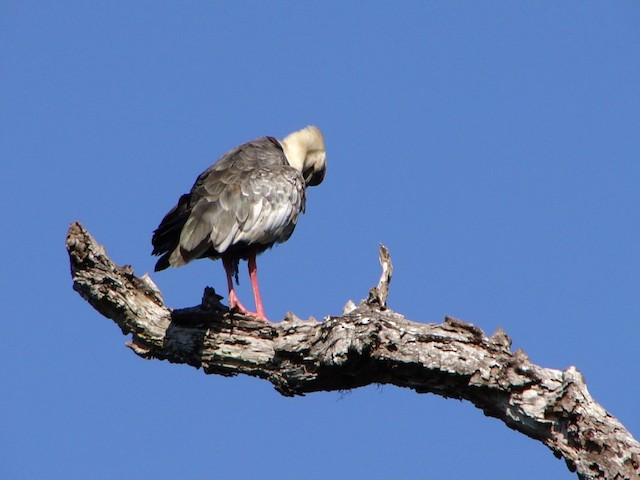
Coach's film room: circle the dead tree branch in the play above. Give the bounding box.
[66,221,639,480]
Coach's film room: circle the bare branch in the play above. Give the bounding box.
[366,243,393,309]
[66,221,640,480]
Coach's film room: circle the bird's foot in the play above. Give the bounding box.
[228,292,269,321]
[229,305,269,322]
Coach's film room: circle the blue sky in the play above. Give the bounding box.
[2,2,639,479]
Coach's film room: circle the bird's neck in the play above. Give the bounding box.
[280,139,306,173]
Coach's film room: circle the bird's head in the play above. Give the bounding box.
[281,125,326,187]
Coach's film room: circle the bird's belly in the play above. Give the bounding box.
[240,218,297,248]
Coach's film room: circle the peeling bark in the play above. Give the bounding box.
[66,221,639,480]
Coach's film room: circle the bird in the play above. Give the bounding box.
[151,125,326,321]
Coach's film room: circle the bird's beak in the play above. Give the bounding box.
[305,165,325,187]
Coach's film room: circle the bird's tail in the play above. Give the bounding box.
[151,193,192,271]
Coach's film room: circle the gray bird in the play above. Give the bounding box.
[152,126,326,320]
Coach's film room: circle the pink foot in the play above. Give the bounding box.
[228,289,269,321]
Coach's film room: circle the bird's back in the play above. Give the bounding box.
[152,136,306,271]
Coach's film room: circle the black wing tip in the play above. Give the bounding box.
[154,255,171,272]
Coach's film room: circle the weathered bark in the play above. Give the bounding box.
[66,221,639,480]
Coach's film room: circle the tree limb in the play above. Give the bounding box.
[66,221,639,480]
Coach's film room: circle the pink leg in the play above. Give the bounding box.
[222,257,251,315]
[248,252,268,321]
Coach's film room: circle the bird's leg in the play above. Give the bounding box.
[222,256,251,315]
[248,251,268,321]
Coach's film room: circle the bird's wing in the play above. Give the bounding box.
[176,138,306,261]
